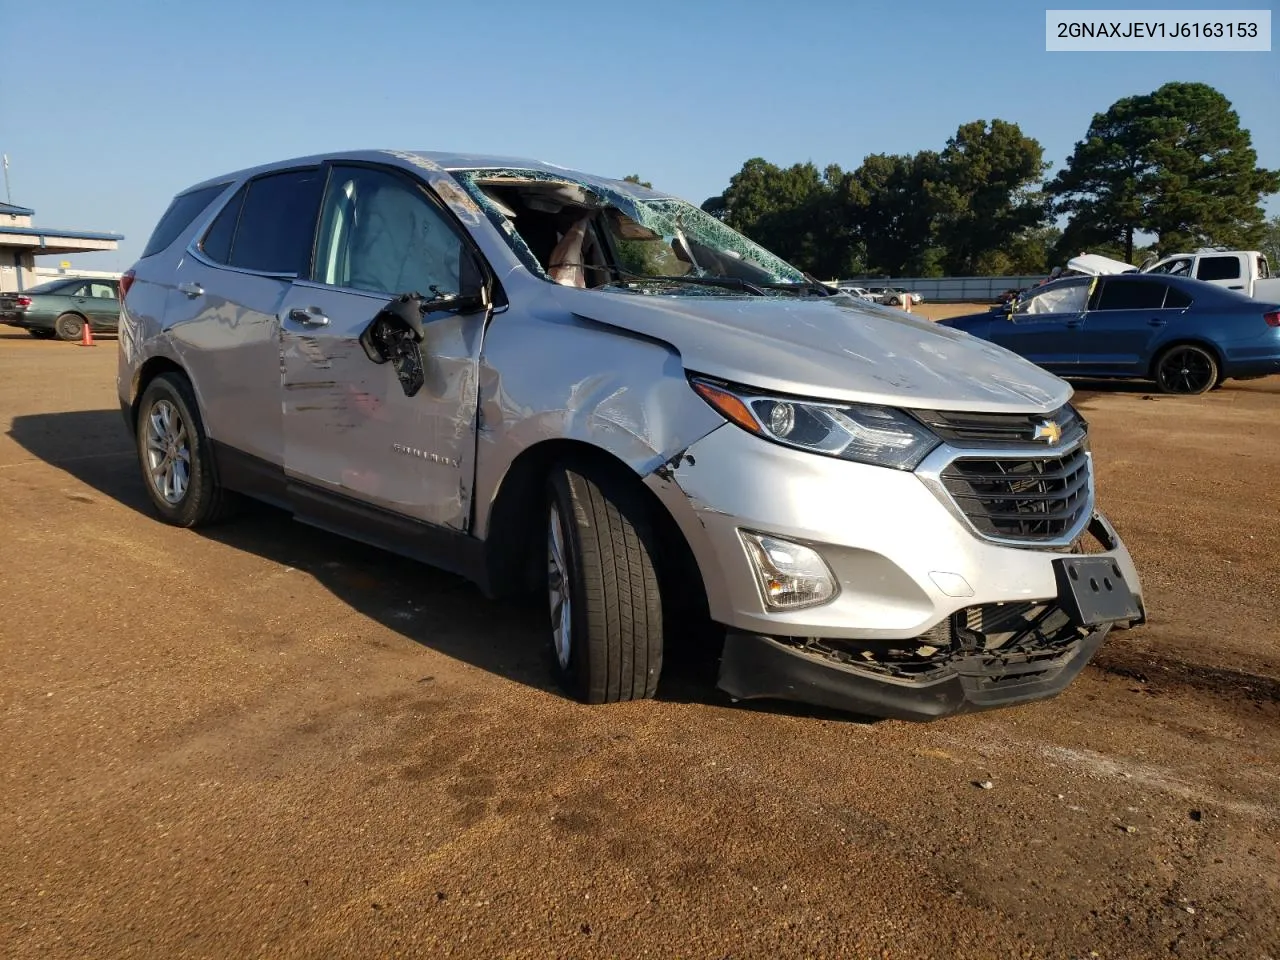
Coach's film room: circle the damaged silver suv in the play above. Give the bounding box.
[118,150,1145,720]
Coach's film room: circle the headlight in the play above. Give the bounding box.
[690,377,939,470]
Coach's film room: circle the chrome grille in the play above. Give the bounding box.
[939,444,1092,542]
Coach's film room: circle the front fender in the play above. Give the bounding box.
[470,309,725,539]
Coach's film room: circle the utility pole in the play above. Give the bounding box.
[2,154,11,205]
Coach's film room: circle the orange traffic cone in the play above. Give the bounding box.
[78,319,96,348]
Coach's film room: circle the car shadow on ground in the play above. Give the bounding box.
[7,409,870,723]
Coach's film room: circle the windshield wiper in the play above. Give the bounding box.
[754,279,837,297]
[584,263,769,296]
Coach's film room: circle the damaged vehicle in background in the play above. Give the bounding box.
[940,273,1280,395]
[116,150,1145,721]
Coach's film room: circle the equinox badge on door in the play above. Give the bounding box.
[392,443,459,468]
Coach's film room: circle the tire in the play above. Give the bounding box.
[1154,344,1218,395]
[545,463,664,703]
[28,329,56,340]
[53,312,86,341]
[886,296,900,306]
[135,372,236,527]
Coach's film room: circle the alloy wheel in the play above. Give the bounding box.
[1157,347,1214,394]
[144,399,191,504]
[547,502,573,669]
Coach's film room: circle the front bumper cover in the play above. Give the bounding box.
[717,520,1145,722]
[718,624,1110,722]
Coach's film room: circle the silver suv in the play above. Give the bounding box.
[118,150,1145,720]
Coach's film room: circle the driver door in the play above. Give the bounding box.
[279,163,489,531]
[988,279,1091,372]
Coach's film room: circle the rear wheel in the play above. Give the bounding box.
[54,313,86,341]
[135,372,236,527]
[546,463,664,703]
[1155,345,1218,395]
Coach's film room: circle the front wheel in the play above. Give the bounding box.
[1155,345,1218,395]
[546,464,664,703]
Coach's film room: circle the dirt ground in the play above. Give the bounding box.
[2,329,1278,960]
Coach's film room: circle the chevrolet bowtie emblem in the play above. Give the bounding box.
[1033,419,1063,445]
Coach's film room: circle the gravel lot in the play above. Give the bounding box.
[2,330,1278,959]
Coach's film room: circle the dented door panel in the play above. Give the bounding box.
[280,281,484,530]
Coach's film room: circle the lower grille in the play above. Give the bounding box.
[784,601,1090,684]
[940,445,1091,542]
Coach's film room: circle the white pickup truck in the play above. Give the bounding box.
[1067,249,1280,301]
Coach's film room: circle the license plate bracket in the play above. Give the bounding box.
[1054,556,1141,627]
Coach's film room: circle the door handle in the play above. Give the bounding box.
[177,281,204,299]
[288,307,330,327]
[1228,285,1244,290]
[1148,318,1166,327]
[1065,320,1083,328]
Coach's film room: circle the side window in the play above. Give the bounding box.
[1196,256,1241,281]
[228,169,325,275]
[1015,280,1088,317]
[199,185,246,265]
[313,165,469,297]
[140,183,229,259]
[1094,279,1168,311]
[1148,257,1192,277]
[1258,256,1271,279]
[88,282,117,299]
[62,281,90,297]
[1163,286,1193,309]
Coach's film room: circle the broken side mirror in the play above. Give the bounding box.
[359,293,430,397]
[359,284,489,398]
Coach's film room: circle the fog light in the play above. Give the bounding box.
[740,532,838,610]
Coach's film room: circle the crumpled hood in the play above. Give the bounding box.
[559,289,1070,413]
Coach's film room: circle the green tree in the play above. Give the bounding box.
[931,119,1049,275]
[1048,82,1279,261]
[705,158,859,277]
[623,174,652,188]
[843,152,941,276]
[1261,214,1280,269]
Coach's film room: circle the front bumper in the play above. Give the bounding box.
[644,423,1146,720]
[719,623,1110,722]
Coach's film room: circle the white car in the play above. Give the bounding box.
[881,288,922,306]
[839,286,878,302]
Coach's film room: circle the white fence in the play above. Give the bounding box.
[841,275,1048,303]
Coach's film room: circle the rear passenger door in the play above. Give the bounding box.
[278,162,490,531]
[86,281,119,328]
[1194,254,1245,292]
[173,168,325,474]
[1078,278,1190,373]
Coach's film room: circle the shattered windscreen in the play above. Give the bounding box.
[453,168,815,296]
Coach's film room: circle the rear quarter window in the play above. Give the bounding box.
[199,185,247,264]
[140,184,230,259]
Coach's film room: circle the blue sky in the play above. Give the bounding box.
[2,0,1275,270]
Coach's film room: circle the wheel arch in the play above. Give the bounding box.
[481,438,710,624]
[128,356,189,429]
[1148,338,1225,383]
